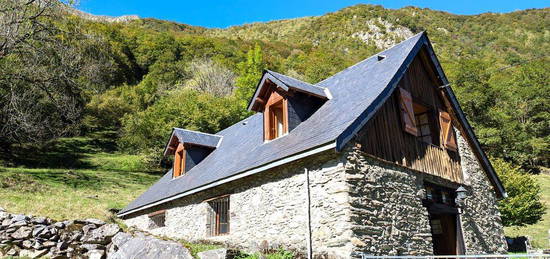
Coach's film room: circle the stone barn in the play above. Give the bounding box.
[119,32,508,257]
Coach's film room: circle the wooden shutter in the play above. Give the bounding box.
[173,143,185,178]
[439,110,458,151]
[399,88,419,136]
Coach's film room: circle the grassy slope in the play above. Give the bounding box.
[505,174,550,249]
[0,132,160,221]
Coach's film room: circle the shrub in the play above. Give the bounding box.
[494,158,546,227]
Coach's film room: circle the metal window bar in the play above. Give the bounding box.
[207,196,230,236]
[359,254,550,259]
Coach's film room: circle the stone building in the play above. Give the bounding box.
[119,32,508,257]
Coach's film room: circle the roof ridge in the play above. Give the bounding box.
[173,127,223,137]
[266,70,325,90]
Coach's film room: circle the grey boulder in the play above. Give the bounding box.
[197,248,236,259]
[107,235,192,259]
[82,223,121,245]
[87,249,106,259]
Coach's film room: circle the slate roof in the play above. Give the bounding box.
[163,128,222,156]
[119,32,505,216]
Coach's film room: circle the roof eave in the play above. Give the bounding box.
[118,140,337,217]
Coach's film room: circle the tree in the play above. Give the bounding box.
[492,60,550,170]
[0,3,123,151]
[494,158,545,227]
[185,58,236,97]
[118,88,245,163]
[235,43,264,106]
[0,0,59,58]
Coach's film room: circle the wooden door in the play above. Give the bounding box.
[430,213,458,255]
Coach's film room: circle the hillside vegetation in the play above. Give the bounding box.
[3,4,547,169]
[0,1,548,247]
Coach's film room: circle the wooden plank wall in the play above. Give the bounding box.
[356,52,463,183]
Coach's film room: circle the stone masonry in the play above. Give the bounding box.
[124,129,507,257]
[456,130,508,254]
[124,151,355,258]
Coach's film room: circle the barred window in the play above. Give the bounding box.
[148,210,166,228]
[206,196,229,236]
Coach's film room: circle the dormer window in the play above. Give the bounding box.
[264,91,288,141]
[248,70,330,142]
[163,128,222,179]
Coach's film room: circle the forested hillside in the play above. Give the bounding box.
[3,3,547,171]
[0,0,548,241]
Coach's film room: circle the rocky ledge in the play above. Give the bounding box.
[0,207,193,259]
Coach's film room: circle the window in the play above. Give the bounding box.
[399,88,457,149]
[270,101,285,138]
[413,103,435,145]
[424,184,456,207]
[148,210,166,228]
[206,196,229,236]
[264,91,288,141]
[173,143,185,178]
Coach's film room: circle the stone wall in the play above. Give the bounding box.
[344,145,434,256]
[456,130,508,254]
[124,150,355,258]
[343,128,507,256]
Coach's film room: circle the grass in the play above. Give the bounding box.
[180,241,223,258]
[504,173,550,249]
[0,131,161,221]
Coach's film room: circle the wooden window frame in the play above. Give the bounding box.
[206,196,230,236]
[173,143,186,178]
[413,102,439,145]
[263,90,288,141]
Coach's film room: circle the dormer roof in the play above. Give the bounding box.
[248,70,330,112]
[163,128,222,156]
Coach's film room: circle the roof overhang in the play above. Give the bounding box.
[248,70,331,112]
[118,141,337,217]
[163,128,222,157]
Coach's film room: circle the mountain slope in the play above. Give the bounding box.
[205,5,549,67]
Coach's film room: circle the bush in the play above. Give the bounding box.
[494,158,546,227]
[118,88,245,162]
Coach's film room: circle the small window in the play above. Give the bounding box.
[413,103,436,145]
[264,91,288,141]
[173,143,185,178]
[148,210,166,228]
[206,196,230,236]
[269,101,285,139]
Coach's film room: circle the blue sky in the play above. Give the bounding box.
[76,0,548,28]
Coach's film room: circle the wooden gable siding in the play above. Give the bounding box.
[356,53,463,183]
